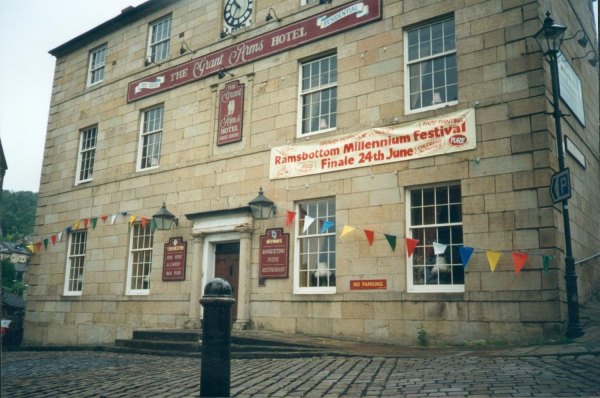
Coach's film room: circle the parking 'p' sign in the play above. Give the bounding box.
[550,169,571,204]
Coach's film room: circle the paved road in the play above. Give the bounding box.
[2,351,599,397]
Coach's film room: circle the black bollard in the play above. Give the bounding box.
[200,278,236,398]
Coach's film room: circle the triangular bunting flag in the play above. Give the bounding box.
[36,242,41,252]
[51,235,56,246]
[74,221,80,230]
[58,231,63,242]
[151,219,157,233]
[406,238,419,258]
[43,239,48,250]
[459,246,474,268]
[364,230,375,246]
[66,227,72,235]
[27,245,34,253]
[340,225,356,238]
[512,252,529,274]
[486,251,502,272]
[303,216,315,233]
[285,211,296,227]
[110,214,117,225]
[91,218,98,229]
[130,216,137,226]
[433,242,448,255]
[384,234,396,252]
[83,218,89,228]
[141,217,147,228]
[320,221,335,234]
[542,255,553,275]
[121,211,128,216]
[101,215,108,223]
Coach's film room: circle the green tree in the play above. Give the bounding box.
[1,190,38,241]
[1,258,16,288]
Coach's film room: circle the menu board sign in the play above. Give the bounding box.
[217,80,244,145]
[162,237,187,281]
[259,229,289,278]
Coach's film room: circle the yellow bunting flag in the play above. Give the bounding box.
[74,221,80,230]
[130,215,137,226]
[486,251,502,272]
[27,245,35,253]
[340,225,356,238]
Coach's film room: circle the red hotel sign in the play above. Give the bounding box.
[128,0,381,102]
[218,80,245,145]
[350,279,387,290]
[259,229,289,278]
[162,237,187,281]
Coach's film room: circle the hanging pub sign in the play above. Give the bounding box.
[270,108,476,179]
[259,228,289,278]
[350,279,387,290]
[128,0,381,102]
[218,80,245,145]
[162,237,187,281]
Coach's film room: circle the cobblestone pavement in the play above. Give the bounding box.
[2,351,600,397]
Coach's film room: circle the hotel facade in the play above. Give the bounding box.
[26,0,599,346]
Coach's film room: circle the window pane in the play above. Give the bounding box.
[408,29,419,46]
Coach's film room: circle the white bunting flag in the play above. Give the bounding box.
[57,231,63,242]
[433,242,448,255]
[303,216,316,233]
[110,213,117,225]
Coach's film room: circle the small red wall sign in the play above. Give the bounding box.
[259,228,289,278]
[217,80,244,146]
[162,237,187,281]
[350,279,387,290]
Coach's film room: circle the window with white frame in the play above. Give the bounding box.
[76,126,97,184]
[301,0,318,5]
[19,256,26,263]
[127,223,154,295]
[138,106,163,170]
[407,184,464,292]
[147,15,172,63]
[87,44,106,87]
[64,231,87,295]
[405,17,457,113]
[295,198,336,293]
[299,54,337,136]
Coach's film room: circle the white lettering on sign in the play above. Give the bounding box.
[193,55,224,78]
[271,28,307,47]
[170,69,188,82]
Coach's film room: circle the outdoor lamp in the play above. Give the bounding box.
[218,66,234,80]
[153,203,179,230]
[180,42,194,55]
[266,8,281,22]
[248,187,275,220]
[534,11,567,55]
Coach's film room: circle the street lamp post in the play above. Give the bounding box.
[534,12,583,339]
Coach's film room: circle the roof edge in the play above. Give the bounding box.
[49,0,178,58]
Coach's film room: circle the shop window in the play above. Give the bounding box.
[87,44,106,87]
[126,223,154,295]
[137,105,163,171]
[405,17,457,114]
[64,231,87,295]
[294,198,336,294]
[76,126,97,184]
[298,54,337,136]
[147,15,172,63]
[407,183,464,293]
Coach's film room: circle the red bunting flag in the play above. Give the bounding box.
[512,252,529,274]
[83,218,89,228]
[36,242,41,252]
[141,217,147,228]
[364,230,375,246]
[51,235,56,246]
[286,211,296,227]
[101,215,108,223]
[406,238,419,258]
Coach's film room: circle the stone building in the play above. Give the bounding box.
[26,0,599,346]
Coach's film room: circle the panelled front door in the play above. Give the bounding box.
[214,242,240,323]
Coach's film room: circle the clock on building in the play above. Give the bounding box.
[223,0,253,32]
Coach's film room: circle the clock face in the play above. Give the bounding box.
[224,0,253,30]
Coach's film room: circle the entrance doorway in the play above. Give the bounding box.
[214,242,240,323]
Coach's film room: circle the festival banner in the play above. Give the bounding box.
[270,108,476,179]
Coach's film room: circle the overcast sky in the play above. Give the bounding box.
[0,1,598,193]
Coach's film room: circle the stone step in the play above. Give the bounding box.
[132,329,201,342]
[116,338,200,352]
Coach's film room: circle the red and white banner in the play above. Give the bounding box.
[270,108,476,179]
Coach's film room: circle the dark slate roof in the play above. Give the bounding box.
[1,242,32,256]
[49,0,178,58]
